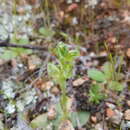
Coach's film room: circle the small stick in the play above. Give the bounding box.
[0,42,47,51]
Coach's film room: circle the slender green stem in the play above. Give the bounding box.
[117,55,124,78]
[60,81,69,120]
[104,42,116,80]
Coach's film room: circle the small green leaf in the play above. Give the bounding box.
[60,32,69,39]
[55,103,63,115]
[71,111,90,127]
[102,62,113,80]
[51,103,63,129]
[65,50,79,63]
[108,81,124,91]
[47,63,62,83]
[63,64,73,79]
[55,42,69,59]
[88,69,106,82]
[12,48,32,56]
[39,27,55,38]
[0,50,17,60]
[47,63,60,75]
[11,36,29,45]
[54,42,79,63]
[69,50,79,57]
[30,113,48,128]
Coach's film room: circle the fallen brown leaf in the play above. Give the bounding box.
[106,108,115,118]
[66,3,78,12]
[73,77,87,87]
[126,48,130,58]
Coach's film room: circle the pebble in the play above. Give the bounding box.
[99,51,107,57]
[126,48,130,58]
[89,52,96,57]
[72,17,78,25]
[17,7,25,14]
[106,102,116,109]
[121,120,130,130]
[124,109,130,120]
[91,116,97,123]
[40,81,53,91]
[5,103,16,114]
[127,100,130,107]
[108,109,123,124]
[51,86,60,95]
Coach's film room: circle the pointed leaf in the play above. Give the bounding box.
[30,113,48,128]
[55,42,69,59]
[47,63,60,77]
[71,111,90,127]
[108,81,124,91]
[88,69,106,82]
[102,62,112,80]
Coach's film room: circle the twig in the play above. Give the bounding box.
[0,42,47,51]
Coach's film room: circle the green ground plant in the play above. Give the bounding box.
[88,61,124,104]
[88,84,105,104]
[33,42,89,129]
[31,42,90,129]
[39,27,55,41]
[87,42,124,104]
[47,42,79,120]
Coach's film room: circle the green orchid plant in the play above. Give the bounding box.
[31,43,90,129]
[47,42,79,120]
[88,62,124,104]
